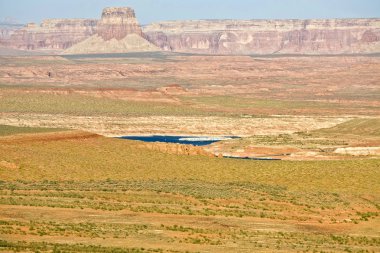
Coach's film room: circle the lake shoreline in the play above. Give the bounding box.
[118,135,240,146]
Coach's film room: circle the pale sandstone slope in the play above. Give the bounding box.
[64,33,159,54]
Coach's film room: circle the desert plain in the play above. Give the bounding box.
[0,52,379,253]
[0,5,379,253]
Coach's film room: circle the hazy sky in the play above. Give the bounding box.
[1,0,379,25]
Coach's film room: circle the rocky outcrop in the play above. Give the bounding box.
[334,147,380,156]
[144,19,380,54]
[1,19,97,50]
[136,142,215,157]
[64,7,158,54]
[97,7,144,40]
[1,7,157,54]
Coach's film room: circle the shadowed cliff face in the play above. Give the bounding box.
[143,19,380,54]
[97,7,144,41]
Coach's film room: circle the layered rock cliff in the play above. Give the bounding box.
[0,22,23,40]
[143,19,380,54]
[1,19,97,50]
[97,7,144,40]
[64,7,158,54]
[0,7,158,54]
[0,22,24,52]
[1,7,379,55]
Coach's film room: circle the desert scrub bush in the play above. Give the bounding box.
[0,179,376,224]
[0,92,213,117]
[1,137,379,196]
[0,124,67,136]
[0,220,152,240]
[0,240,167,252]
[356,211,379,221]
[164,225,208,234]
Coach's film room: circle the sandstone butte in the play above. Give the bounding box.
[1,7,159,54]
[0,7,379,54]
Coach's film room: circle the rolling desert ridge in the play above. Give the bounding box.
[0,2,379,253]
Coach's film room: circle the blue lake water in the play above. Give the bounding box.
[119,135,281,160]
[119,135,238,146]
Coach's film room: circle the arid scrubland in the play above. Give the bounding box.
[0,53,379,252]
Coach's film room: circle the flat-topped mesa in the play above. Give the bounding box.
[97,7,144,40]
[143,18,380,54]
[2,7,380,54]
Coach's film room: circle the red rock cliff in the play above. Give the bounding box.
[97,7,144,40]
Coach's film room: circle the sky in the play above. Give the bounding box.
[0,0,379,25]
